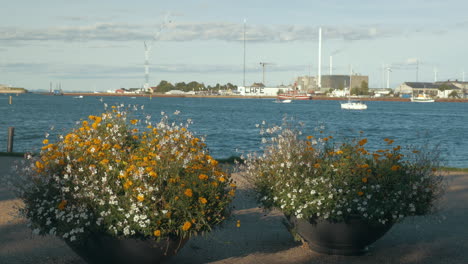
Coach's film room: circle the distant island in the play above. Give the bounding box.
[0,84,28,94]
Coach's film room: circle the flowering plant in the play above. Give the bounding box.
[10,105,235,242]
[242,121,444,225]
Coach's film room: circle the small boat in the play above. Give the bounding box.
[277,90,311,100]
[411,93,434,103]
[74,95,83,99]
[341,99,367,110]
[274,99,292,103]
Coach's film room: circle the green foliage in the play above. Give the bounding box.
[350,81,369,95]
[153,80,237,93]
[242,121,444,225]
[8,106,235,242]
[448,90,460,98]
[438,84,451,91]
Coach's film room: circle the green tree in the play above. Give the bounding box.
[155,80,174,93]
[448,90,460,98]
[174,82,187,91]
[438,84,451,91]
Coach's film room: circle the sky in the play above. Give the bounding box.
[1,0,468,91]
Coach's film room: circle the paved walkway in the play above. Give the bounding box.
[1,156,467,264]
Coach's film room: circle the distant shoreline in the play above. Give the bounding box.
[35,92,468,103]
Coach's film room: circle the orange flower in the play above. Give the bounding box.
[42,139,49,144]
[199,197,207,204]
[198,174,208,180]
[314,163,321,168]
[391,165,400,171]
[153,230,161,237]
[137,194,144,202]
[357,191,364,196]
[182,221,192,231]
[358,138,367,146]
[123,180,133,189]
[362,177,368,183]
[184,188,193,197]
[58,200,67,210]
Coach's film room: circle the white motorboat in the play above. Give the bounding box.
[273,99,292,103]
[341,100,367,110]
[411,94,434,103]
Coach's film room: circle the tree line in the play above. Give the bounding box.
[154,81,237,93]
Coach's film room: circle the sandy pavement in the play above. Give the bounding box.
[1,156,467,264]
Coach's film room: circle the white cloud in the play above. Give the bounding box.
[0,21,403,43]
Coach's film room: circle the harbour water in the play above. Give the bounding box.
[1,93,467,167]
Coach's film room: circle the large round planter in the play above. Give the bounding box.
[66,233,188,264]
[288,215,393,256]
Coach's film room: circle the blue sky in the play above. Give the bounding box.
[1,0,467,91]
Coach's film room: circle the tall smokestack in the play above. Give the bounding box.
[318,27,322,88]
[329,55,332,75]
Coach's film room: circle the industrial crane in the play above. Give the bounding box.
[259,62,273,86]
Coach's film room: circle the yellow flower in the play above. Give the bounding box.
[130,119,138,125]
[336,150,344,155]
[198,174,208,180]
[153,230,161,237]
[137,194,144,202]
[184,188,193,197]
[236,220,241,228]
[182,221,192,231]
[218,177,226,182]
[362,177,368,183]
[42,139,49,144]
[199,197,207,204]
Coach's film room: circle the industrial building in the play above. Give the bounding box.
[295,75,369,93]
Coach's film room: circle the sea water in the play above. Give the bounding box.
[1,93,467,168]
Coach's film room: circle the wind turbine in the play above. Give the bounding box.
[143,14,171,91]
[386,67,392,89]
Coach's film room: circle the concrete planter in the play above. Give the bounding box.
[66,233,188,264]
[288,215,393,255]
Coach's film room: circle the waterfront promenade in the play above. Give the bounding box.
[1,156,468,263]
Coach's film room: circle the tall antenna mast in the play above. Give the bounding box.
[144,14,171,90]
[243,19,246,87]
[317,27,322,88]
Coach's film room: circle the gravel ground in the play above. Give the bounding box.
[1,156,467,264]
